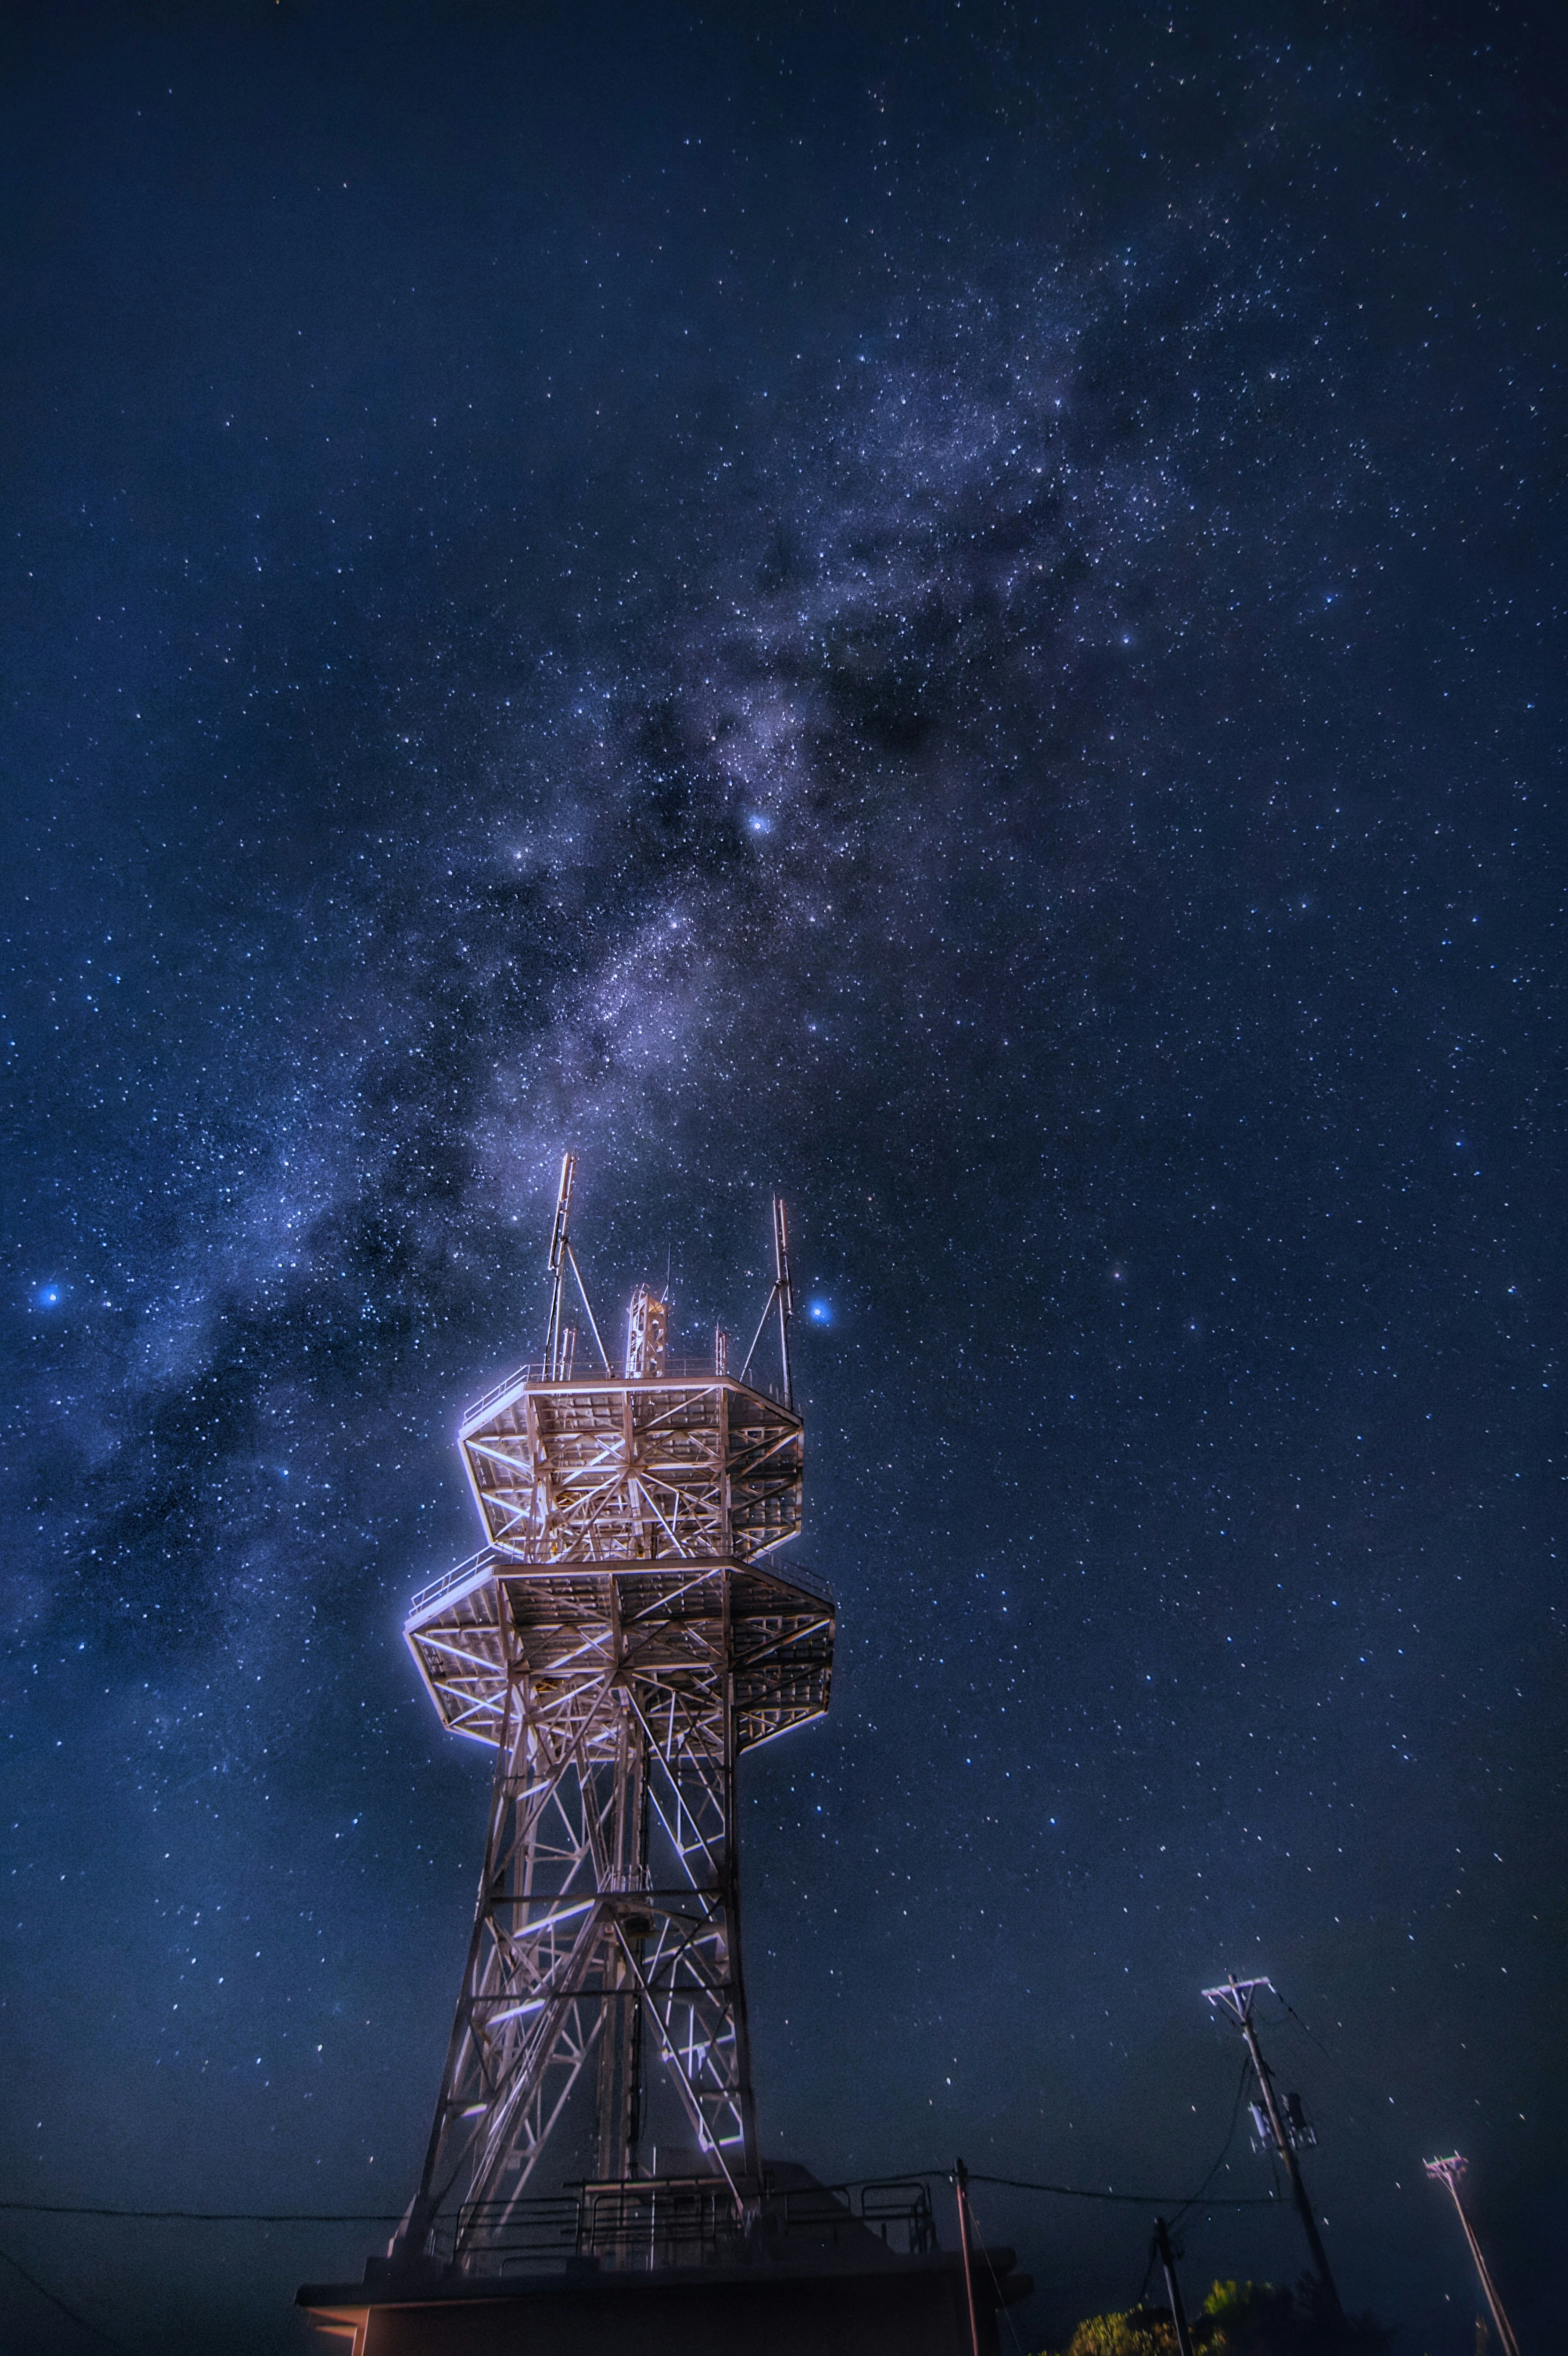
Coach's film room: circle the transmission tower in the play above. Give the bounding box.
[392,1159,833,2271]
[1202,1976,1340,2314]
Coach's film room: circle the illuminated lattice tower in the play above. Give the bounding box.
[394,1161,834,2271]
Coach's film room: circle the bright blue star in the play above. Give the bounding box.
[807,1298,832,1324]
[35,1284,61,1309]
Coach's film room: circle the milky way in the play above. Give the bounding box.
[2,10,1562,2351]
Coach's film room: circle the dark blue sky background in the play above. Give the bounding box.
[1,4,1563,2349]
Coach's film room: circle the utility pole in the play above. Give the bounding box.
[1203,1976,1341,2316]
[1153,2218,1195,2356]
[954,2158,984,2356]
[1423,2156,1520,2356]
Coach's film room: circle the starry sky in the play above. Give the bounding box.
[2,4,1564,2350]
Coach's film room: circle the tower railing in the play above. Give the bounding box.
[405,1547,835,1623]
[461,1357,793,1425]
[425,2176,936,2274]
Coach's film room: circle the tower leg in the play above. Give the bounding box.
[594,1698,648,2184]
[406,1571,762,2269]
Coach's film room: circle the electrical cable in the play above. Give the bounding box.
[967,2172,1277,2209]
[1167,2055,1254,2231]
[0,2158,1285,2229]
[1131,2228,1159,2314]
[1279,1997,1336,2068]
[1273,1990,1401,2131]
[0,2202,408,2223]
[0,2240,134,2351]
[0,2160,1280,2349]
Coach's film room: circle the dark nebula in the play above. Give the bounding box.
[1,6,1562,2350]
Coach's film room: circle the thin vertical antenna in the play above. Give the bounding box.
[738,1194,796,1402]
[773,1196,794,1411]
[1203,1976,1340,2315]
[540,1152,610,1374]
[543,1153,576,1376]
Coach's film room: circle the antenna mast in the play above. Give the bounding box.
[541,1149,611,1375]
[773,1196,794,1410]
[739,1195,795,1406]
[543,1153,575,1378]
[1424,2156,1521,2356]
[1202,1976,1341,2315]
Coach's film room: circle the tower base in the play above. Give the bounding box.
[298,2248,1031,2356]
[297,2166,1031,2356]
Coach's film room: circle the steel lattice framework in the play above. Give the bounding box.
[394,1164,833,2272]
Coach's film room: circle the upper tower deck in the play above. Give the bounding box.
[456,1360,803,1566]
[403,1167,831,1763]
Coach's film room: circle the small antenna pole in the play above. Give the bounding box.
[544,1153,576,1376]
[773,1196,794,1410]
[737,1194,797,1402]
[1203,1975,1341,2315]
[1154,2219,1195,2356]
[1424,2157,1521,2356]
[540,1152,611,1373]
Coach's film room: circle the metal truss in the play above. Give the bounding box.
[458,1369,804,1565]
[394,1170,833,2273]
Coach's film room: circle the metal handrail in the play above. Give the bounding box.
[406,1548,835,1623]
[429,2175,935,2272]
[461,1360,793,1425]
[405,1550,492,1618]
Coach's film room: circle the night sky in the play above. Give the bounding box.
[2,5,1564,2350]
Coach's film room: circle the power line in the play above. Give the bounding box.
[1168,2056,1254,2230]
[1,2167,1282,2227]
[1279,1996,1336,2068]
[0,2241,134,2352]
[0,2202,407,2224]
[966,2172,1278,2210]
[0,2161,1283,2347]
